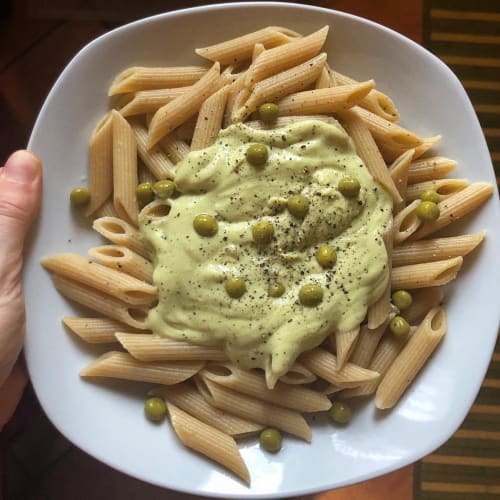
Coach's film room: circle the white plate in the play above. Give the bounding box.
[25,2,500,498]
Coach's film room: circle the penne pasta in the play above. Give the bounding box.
[279,362,317,385]
[407,156,457,184]
[389,148,414,206]
[335,327,360,369]
[401,287,444,325]
[392,199,421,245]
[94,199,119,219]
[315,65,333,89]
[380,135,442,163]
[349,322,388,368]
[405,178,470,201]
[119,87,190,117]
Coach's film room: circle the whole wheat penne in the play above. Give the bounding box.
[200,363,331,412]
[391,257,463,289]
[94,199,119,218]
[129,118,175,179]
[109,66,207,95]
[279,362,317,385]
[335,327,360,369]
[233,53,327,122]
[380,135,442,163]
[389,148,414,205]
[195,376,312,442]
[93,216,150,259]
[195,26,298,65]
[407,156,457,184]
[277,81,374,116]
[401,287,444,325]
[42,253,157,306]
[85,113,113,216]
[63,317,147,344]
[315,65,333,89]
[150,383,263,437]
[245,26,329,87]
[116,333,227,362]
[392,199,422,245]
[159,134,191,164]
[349,322,388,368]
[406,178,470,201]
[191,84,230,150]
[119,87,191,117]
[376,307,447,409]
[409,183,494,241]
[392,232,486,267]
[148,62,221,148]
[340,109,403,205]
[138,162,157,184]
[88,245,153,283]
[51,275,148,329]
[80,351,203,385]
[331,70,399,121]
[300,347,380,387]
[167,402,250,484]
[111,111,139,225]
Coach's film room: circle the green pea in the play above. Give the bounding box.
[420,189,441,204]
[316,245,337,268]
[70,187,91,207]
[225,277,246,298]
[193,214,218,237]
[258,102,279,123]
[259,428,282,453]
[416,200,440,221]
[338,177,361,198]
[153,179,175,199]
[392,290,413,311]
[246,143,268,166]
[144,397,167,422]
[389,315,411,337]
[299,284,323,307]
[136,182,154,207]
[252,220,274,245]
[268,282,285,298]
[329,401,352,424]
[287,194,309,219]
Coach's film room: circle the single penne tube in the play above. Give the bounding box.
[129,118,175,179]
[375,307,447,409]
[331,70,399,121]
[244,26,329,87]
[148,62,221,148]
[42,253,157,306]
[195,376,312,442]
[138,199,171,222]
[233,53,327,122]
[93,216,151,259]
[167,402,250,484]
[115,333,227,362]
[85,113,113,216]
[245,115,340,130]
[367,222,393,328]
[251,42,266,62]
[159,134,190,164]
[88,245,153,283]
[349,322,388,368]
[94,199,119,219]
[342,327,411,398]
[108,66,207,95]
[223,73,247,127]
[62,316,147,343]
[352,106,423,148]
[229,87,251,123]
[279,361,317,385]
[340,109,403,205]
[119,87,191,116]
[111,110,139,225]
[277,81,375,116]
[195,26,298,65]
[392,199,422,245]
[392,232,486,267]
[300,347,380,387]
[150,383,263,437]
[199,363,331,412]
[401,287,444,325]
[379,135,442,163]
[391,257,463,289]
[335,327,360,369]
[409,183,494,241]
[80,351,203,385]
[315,65,333,89]
[405,178,470,201]
[407,156,457,184]
[191,84,230,150]
[51,275,148,329]
[389,148,414,205]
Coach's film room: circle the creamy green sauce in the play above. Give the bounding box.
[141,120,392,379]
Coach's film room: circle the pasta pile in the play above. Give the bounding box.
[42,26,493,484]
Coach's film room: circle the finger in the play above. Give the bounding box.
[0,357,28,431]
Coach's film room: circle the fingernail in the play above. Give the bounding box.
[3,151,41,184]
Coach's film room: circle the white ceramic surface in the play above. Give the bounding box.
[25,3,500,498]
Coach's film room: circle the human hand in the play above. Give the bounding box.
[0,151,42,428]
